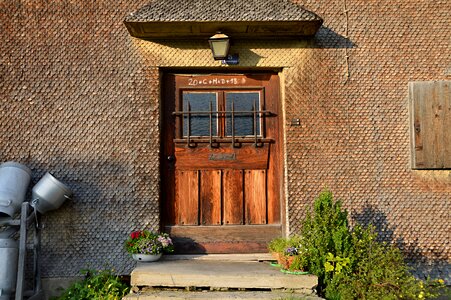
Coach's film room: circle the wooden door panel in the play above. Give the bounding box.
[200,170,222,225]
[264,74,281,223]
[175,170,199,225]
[223,169,244,225]
[245,169,267,225]
[267,143,280,224]
[175,145,269,170]
[166,225,282,253]
[162,73,282,253]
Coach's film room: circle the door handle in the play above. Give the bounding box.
[167,155,175,162]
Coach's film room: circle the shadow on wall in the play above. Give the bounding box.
[313,26,356,49]
[154,25,355,50]
[19,156,154,276]
[141,25,356,67]
[352,205,450,283]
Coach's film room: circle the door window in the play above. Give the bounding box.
[182,92,218,137]
[177,90,266,145]
[225,92,261,137]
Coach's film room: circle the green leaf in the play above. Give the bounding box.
[325,261,335,273]
[326,252,335,261]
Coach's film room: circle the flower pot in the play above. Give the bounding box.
[132,253,162,262]
[279,255,293,270]
[280,255,308,272]
[271,251,281,262]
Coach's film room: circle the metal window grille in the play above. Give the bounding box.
[173,100,273,148]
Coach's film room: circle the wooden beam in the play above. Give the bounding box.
[124,21,322,40]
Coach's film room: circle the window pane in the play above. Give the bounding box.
[225,92,261,136]
[183,92,218,137]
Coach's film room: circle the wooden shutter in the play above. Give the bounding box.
[409,81,451,169]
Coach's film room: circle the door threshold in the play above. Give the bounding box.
[162,253,274,262]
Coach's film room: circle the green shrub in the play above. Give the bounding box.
[300,190,353,294]
[57,269,130,300]
[298,189,446,299]
[326,225,445,300]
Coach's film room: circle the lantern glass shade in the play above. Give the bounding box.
[208,33,230,60]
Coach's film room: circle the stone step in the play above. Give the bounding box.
[129,258,318,297]
[124,289,323,300]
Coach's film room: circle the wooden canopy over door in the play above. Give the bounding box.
[161,73,283,253]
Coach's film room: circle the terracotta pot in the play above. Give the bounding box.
[272,252,286,266]
[271,251,280,262]
[280,255,295,270]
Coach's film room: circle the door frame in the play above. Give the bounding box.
[159,69,287,253]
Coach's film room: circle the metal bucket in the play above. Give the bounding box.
[31,173,72,214]
[0,162,31,217]
[0,238,18,300]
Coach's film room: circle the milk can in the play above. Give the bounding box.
[0,238,18,300]
[0,162,31,217]
[31,172,72,214]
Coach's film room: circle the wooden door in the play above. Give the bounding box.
[161,73,282,253]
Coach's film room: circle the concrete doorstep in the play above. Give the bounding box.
[125,257,320,300]
[124,289,323,300]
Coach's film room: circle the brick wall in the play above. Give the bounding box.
[1,0,449,279]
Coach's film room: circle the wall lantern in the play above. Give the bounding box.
[208,32,230,60]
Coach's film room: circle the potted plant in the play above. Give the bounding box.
[268,237,287,264]
[125,230,174,262]
[280,246,299,270]
[281,245,309,272]
[268,236,309,273]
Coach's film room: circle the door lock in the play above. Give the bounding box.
[167,155,175,162]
